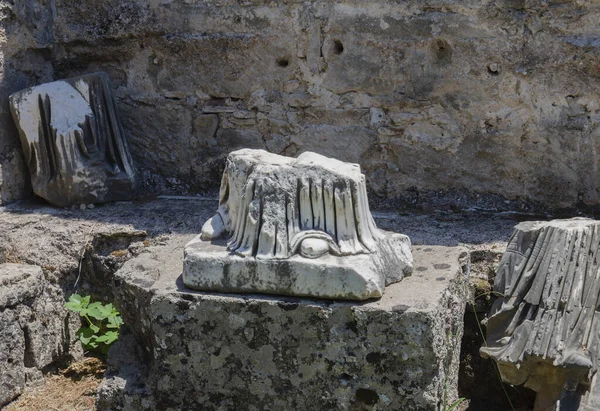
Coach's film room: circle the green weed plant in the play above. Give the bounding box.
[65,294,123,354]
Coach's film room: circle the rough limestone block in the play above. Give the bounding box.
[0,309,26,407]
[0,264,43,407]
[9,72,135,207]
[184,149,413,300]
[481,218,600,410]
[0,263,82,407]
[100,243,468,410]
[0,263,43,309]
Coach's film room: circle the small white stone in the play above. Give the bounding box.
[202,106,236,114]
[87,204,95,209]
[377,127,399,136]
[233,110,254,119]
[370,107,386,127]
[80,204,86,210]
[201,215,226,241]
[299,238,330,258]
[164,91,187,99]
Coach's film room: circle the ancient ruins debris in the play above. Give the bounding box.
[9,72,135,207]
[481,218,600,410]
[184,149,413,300]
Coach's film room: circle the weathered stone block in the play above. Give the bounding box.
[9,72,135,207]
[184,233,411,300]
[185,149,413,300]
[101,243,468,410]
[0,263,82,407]
[0,264,44,406]
[481,218,600,410]
[0,309,26,407]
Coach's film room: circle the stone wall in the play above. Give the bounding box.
[3,1,600,208]
[0,1,54,203]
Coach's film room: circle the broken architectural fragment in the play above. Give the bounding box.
[184,149,413,300]
[481,218,600,410]
[9,72,135,207]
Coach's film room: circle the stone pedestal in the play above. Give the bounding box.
[98,242,468,411]
[184,232,412,300]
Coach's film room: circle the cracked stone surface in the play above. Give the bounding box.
[0,197,523,408]
[0,263,82,407]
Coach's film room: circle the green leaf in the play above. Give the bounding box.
[86,302,108,320]
[70,294,83,302]
[69,294,84,304]
[97,304,114,318]
[64,301,82,313]
[107,315,124,329]
[77,327,94,337]
[96,331,119,345]
[77,327,95,345]
[64,294,86,313]
[86,339,100,349]
[70,294,123,354]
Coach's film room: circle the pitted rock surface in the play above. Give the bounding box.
[101,240,469,410]
[0,263,82,407]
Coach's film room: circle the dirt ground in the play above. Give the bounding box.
[4,358,106,411]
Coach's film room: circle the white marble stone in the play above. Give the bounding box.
[9,72,135,207]
[184,149,413,300]
[481,218,600,410]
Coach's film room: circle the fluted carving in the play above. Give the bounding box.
[9,72,135,206]
[184,149,413,300]
[481,218,600,410]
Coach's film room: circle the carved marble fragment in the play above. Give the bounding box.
[184,149,413,300]
[481,218,600,410]
[9,72,135,207]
